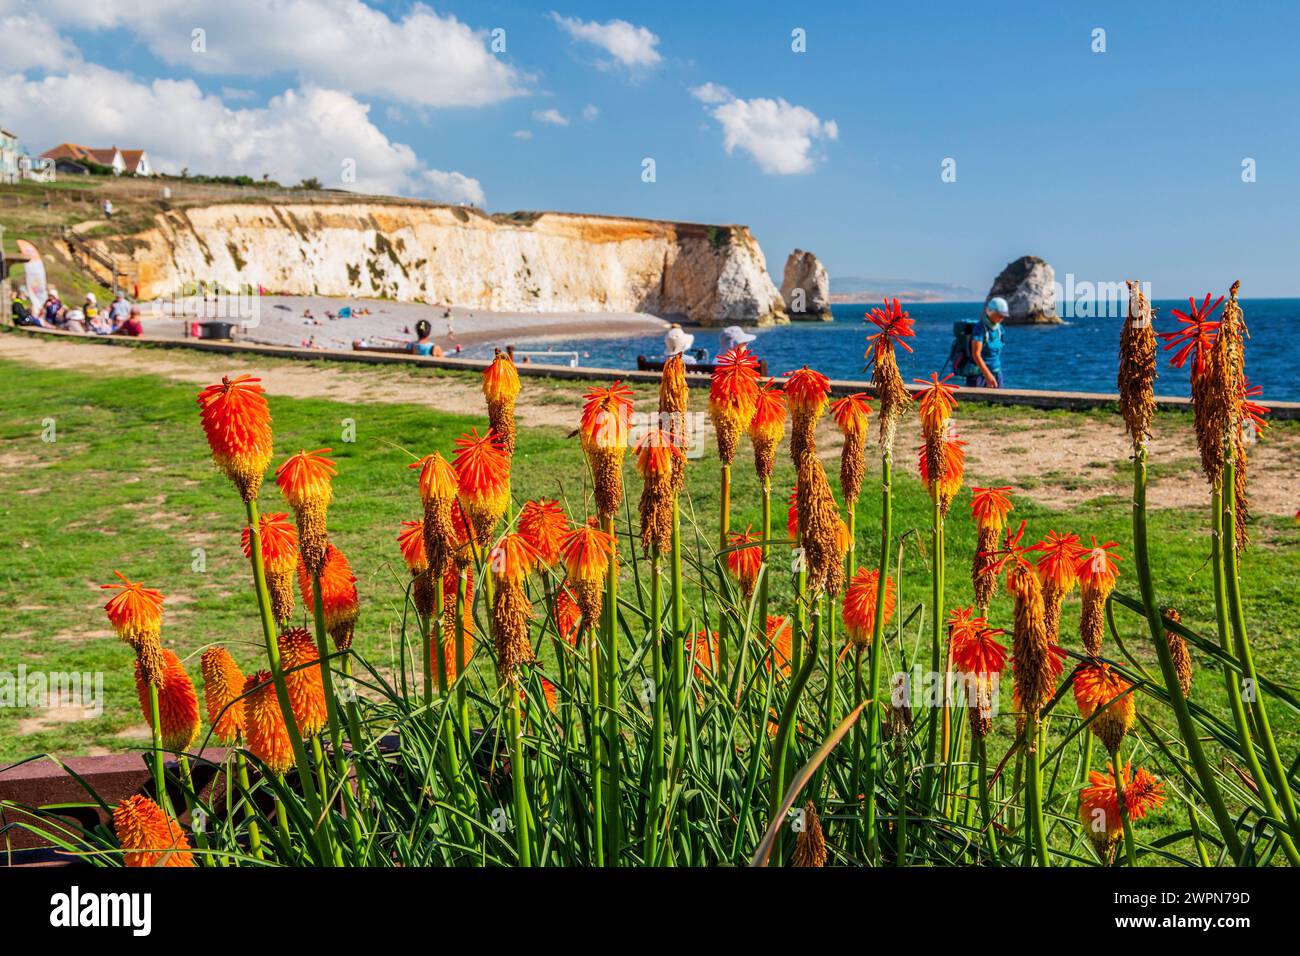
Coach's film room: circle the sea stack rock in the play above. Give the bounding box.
[779,249,832,321]
[986,255,1061,324]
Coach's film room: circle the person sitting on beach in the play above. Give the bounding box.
[108,292,131,327]
[113,306,144,337]
[718,324,757,356]
[966,297,1008,388]
[42,292,65,327]
[663,324,699,365]
[408,319,444,357]
[10,291,34,327]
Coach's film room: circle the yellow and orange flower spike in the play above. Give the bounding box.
[917,434,967,517]
[952,617,1007,737]
[726,526,764,601]
[970,486,1014,609]
[134,648,200,752]
[687,630,718,683]
[1079,763,1165,860]
[842,567,897,648]
[196,374,274,502]
[113,795,195,868]
[1073,660,1135,755]
[435,564,475,690]
[709,345,762,465]
[411,451,459,576]
[915,373,959,435]
[517,499,570,568]
[242,511,299,626]
[483,348,522,455]
[453,428,511,548]
[491,533,542,586]
[242,670,295,774]
[580,381,635,521]
[1034,530,1083,644]
[277,627,328,738]
[490,532,540,684]
[102,571,166,686]
[796,456,847,596]
[830,392,871,505]
[1009,561,1060,723]
[275,448,337,575]
[396,518,435,618]
[866,298,915,450]
[748,378,786,484]
[766,616,793,677]
[657,353,690,493]
[298,542,359,651]
[1076,537,1122,655]
[784,366,831,464]
[559,524,615,630]
[635,427,684,556]
[200,647,246,745]
[552,587,583,646]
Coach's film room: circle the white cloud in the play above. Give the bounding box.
[532,108,569,127]
[0,12,80,73]
[19,0,527,107]
[692,84,837,175]
[1,65,484,202]
[550,12,661,68]
[690,83,732,105]
[421,168,485,205]
[513,129,533,140]
[581,104,599,121]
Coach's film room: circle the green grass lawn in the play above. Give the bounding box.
[1,353,1297,785]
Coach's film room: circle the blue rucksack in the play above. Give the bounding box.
[945,320,981,377]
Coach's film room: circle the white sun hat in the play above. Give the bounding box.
[719,325,757,353]
[663,324,695,356]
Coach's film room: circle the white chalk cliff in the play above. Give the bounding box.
[77,202,789,327]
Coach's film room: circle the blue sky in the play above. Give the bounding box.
[3,0,1298,296]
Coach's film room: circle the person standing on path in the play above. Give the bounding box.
[967,296,1008,388]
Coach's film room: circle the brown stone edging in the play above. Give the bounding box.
[5,325,1299,419]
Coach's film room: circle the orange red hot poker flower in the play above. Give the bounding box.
[842,567,897,649]
[277,627,328,738]
[196,374,274,501]
[830,392,871,505]
[483,349,522,455]
[517,499,570,568]
[411,452,459,575]
[1033,530,1083,645]
[113,795,195,868]
[709,345,762,465]
[785,366,831,463]
[635,427,683,556]
[917,433,966,517]
[1073,660,1135,755]
[1076,537,1121,656]
[453,428,511,548]
[275,448,337,575]
[1079,763,1165,860]
[134,648,200,753]
[243,670,295,775]
[748,378,787,484]
[726,526,764,600]
[491,532,542,683]
[298,542,359,651]
[970,485,1014,609]
[559,524,615,631]
[102,571,166,686]
[242,511,298,626]
[866,298,915,450]
[580,381,634,520]
[200,646,246,745]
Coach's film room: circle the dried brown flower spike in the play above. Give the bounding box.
[1118,279,1156,448]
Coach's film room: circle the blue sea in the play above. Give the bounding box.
[487,300,1300,402]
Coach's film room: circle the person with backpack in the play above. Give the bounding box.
[947,296,1008,387]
